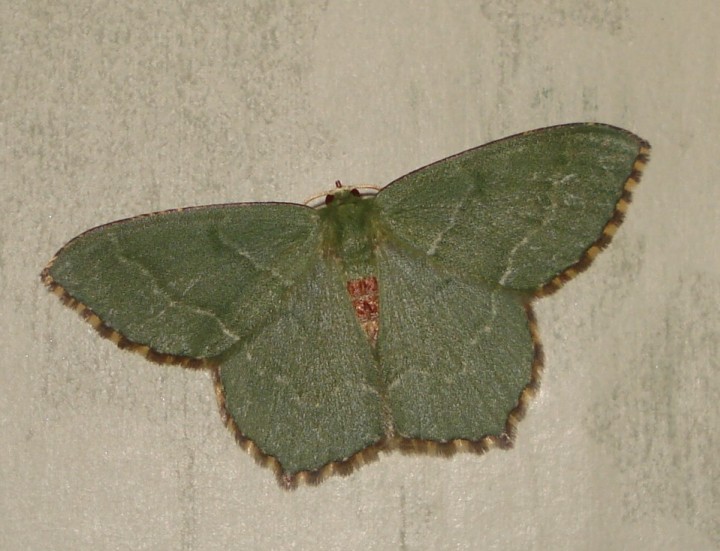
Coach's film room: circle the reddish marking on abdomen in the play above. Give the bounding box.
[347,276,379,345]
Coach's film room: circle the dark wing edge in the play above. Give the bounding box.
[382,122,648,191]
[41,252,210,369]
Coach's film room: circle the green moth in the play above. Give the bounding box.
[42,123,650,488]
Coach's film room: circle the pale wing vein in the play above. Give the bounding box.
[425,185,474,256]
[215,227,294,287]
[498,173,575,286]
[111,237,242,342]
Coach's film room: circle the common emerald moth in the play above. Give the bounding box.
[42,123,650,488]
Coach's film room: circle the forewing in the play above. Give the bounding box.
[376,243,534,440]
[217,256,385,476]
[44,203,320,358]
[374,124,649,291]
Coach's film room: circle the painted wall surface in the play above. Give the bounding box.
[2,2,717,549]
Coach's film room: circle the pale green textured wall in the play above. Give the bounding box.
[2,2,718,549]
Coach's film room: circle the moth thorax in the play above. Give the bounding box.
[346,276,379,346]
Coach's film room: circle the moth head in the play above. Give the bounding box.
[305,181,380,209]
